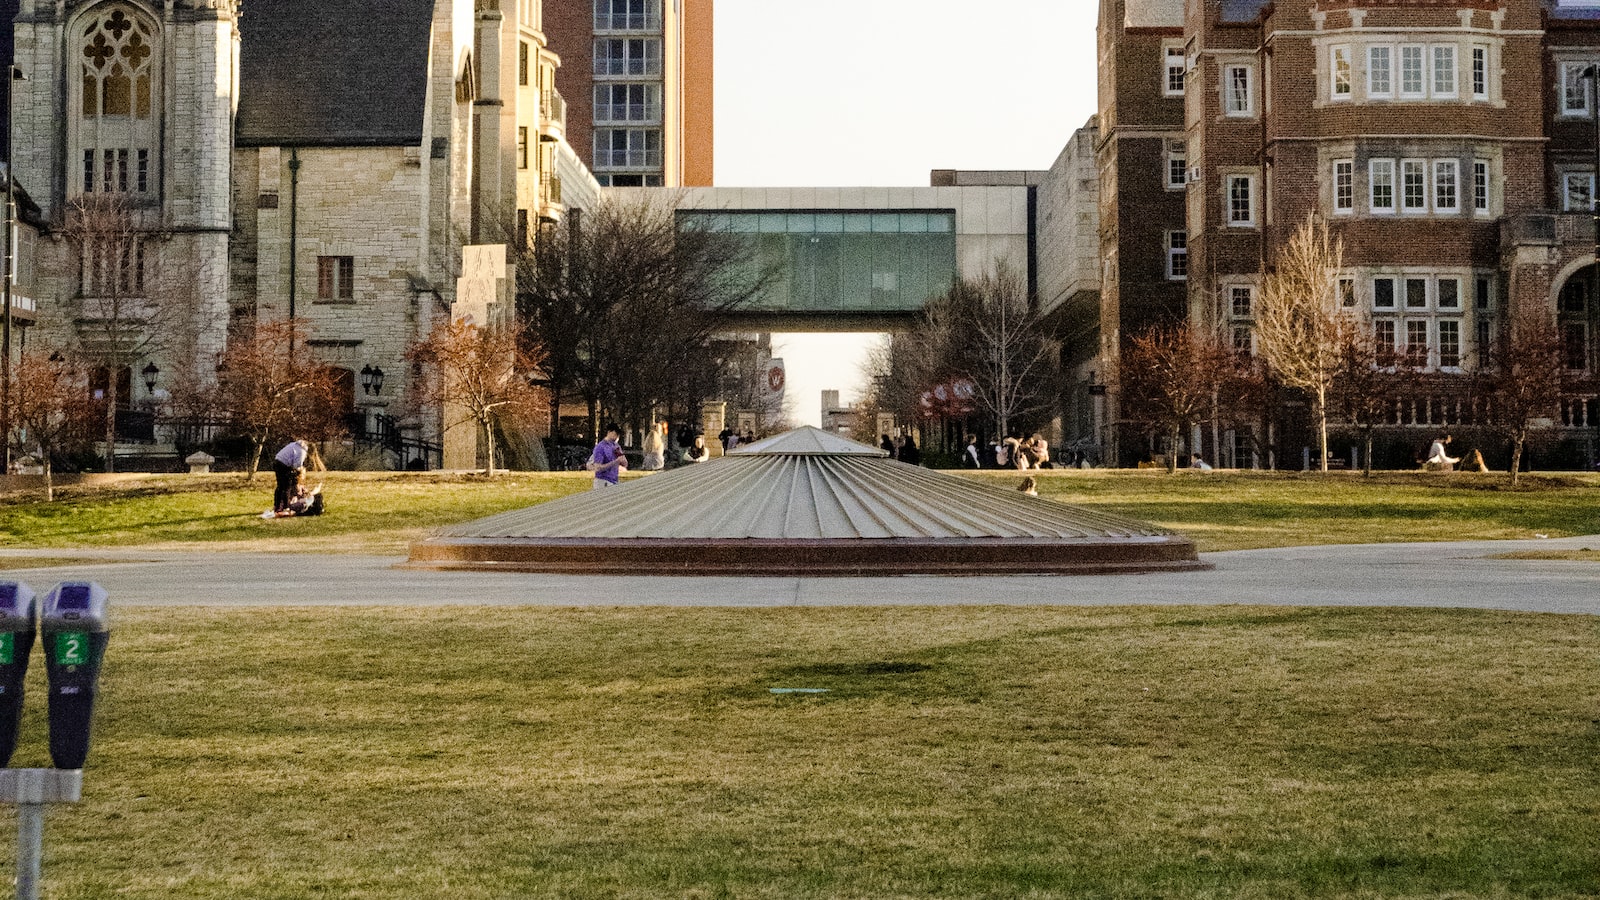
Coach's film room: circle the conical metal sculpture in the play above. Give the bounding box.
[408,427,1208,575]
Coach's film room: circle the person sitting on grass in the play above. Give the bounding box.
[1425,434,1460,472]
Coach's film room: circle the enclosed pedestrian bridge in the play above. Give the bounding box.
[616,185,1035,332]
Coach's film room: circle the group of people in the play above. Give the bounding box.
[718,426,760,454]
[265,439,325,518]
[881,433,922,465]
[590,420,735,489]
[1425,434,1489,472]
[954,433,1056,470]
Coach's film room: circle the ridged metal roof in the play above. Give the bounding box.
[434,429,1171,542]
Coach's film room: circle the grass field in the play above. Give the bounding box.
[4,605,1594,899]
[2,469,1596,555]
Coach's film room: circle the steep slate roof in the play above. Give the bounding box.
[236,0,435,147]
[408,427,1207,575]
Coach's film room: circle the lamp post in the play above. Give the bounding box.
[141,363,158,395]
[2,66,24,475]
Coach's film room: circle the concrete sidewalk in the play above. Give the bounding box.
[1,536,1597,613]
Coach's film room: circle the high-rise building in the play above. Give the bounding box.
[544,0,715,187]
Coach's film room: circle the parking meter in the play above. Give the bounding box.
[0,582,38,767]
[39,583,109,770]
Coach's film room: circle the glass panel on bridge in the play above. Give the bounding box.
[681,210,958,314]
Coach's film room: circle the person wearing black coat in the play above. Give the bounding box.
[961,434,983,469]
[897,435,922,466]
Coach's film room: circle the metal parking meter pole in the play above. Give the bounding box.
[0,768,81,900]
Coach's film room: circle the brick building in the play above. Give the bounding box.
[1076,0,1600,468]
[542,0,714,187]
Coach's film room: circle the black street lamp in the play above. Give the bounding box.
[2,66,25,474]
[370,366,384,396]
[360,365,385,396]
[141,362,159,394]
[359,364,373,394]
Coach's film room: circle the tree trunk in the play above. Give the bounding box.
[1167,424,1180,473]
[245,438,265,482]
[43,457,54,503]
[1316,389,1329,473]
[103,382,117,474]
[1509,436,1524,487]
[1363,429,1374,478]
[482,416,497,477]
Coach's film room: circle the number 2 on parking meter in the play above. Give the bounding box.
[56,632,88,666]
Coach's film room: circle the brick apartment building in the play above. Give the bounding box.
[1077,0,1600,468]
[542,0,714,187]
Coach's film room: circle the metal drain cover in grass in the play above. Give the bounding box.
[407,427,1208,576]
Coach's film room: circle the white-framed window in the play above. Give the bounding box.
[1400,45,1426,98]
[1339,277,1357,308]
[1401,159,1428,213]
[1223,64,1255,117]
[1405,277,1428,309]
[1405,319,1430,366]
[1563,171,1595,212]
[1375,318,1397,353]
[1471,45,1489,99]
[1332,45,1352,99]
[1368,46,1393,97]
[1166,140,1187,191]
[1433,160,1459,213]
[1226,174,1256,226]
[1472,160,1490,215]
[1166,230,1188,281]
[1437,277,1460,310]
[1431,45,1457,98]
[1374,276,1397,309]
[1229,284,1254,318]
[1165,45,1187,97]
[1334,160,1354,214]
[1562,61,1593,116]
[1370,159,1396,213]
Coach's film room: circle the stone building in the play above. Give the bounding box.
[10,0,595,467]
[1074,0,1600,468]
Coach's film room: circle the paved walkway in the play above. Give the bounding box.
[1,536,1598,613]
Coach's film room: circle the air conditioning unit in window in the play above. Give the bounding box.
[1187,166,1203,184]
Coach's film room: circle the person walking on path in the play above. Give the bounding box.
[272,439,310,515]
[589,424,626,488]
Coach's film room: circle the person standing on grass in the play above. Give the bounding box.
[642,421,666,471]
[962,434,983,469]
[588,424,626,489]
[272,439,310,515]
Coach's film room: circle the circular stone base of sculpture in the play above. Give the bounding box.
[405,535,1210,577]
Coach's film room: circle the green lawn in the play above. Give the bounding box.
[7,605,1596,899]
[4,469,1594,555]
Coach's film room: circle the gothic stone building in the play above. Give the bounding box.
[12,0,587,464]
[1082,0,1600,468]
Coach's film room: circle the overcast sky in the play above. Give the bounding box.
[712,1,1102,426]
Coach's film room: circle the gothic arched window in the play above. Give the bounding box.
[74,5,159,197]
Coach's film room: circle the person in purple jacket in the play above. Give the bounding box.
[589,423,626,489]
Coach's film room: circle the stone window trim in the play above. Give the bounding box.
[1223,172,1258,228]
[1472,159,1492,216]
[69,3,162,201]
[1165,140,1188,192]
[1166,230,1188,281]
[316,255,356,302]
[1222,62,1256,118]
[1164,43,1187,98]
[1331,44,1353,100]
[1369,158,1396,215]
[1365,156,1479,217]
[1333,159,1355,214]
[1366,270,1490,371]
[1560,169,1595,212]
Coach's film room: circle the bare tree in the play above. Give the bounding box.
[519,193,774,441]
[212,320,346,480]
[1482,308,1568,486]
[405,317,547,476]
[1257,215,1352,473]
[1118,321,1258,473]
[1330,326,1410,477]
[57,193,193,472]
[10,350,96,501]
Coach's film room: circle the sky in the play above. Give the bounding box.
[712,0,1102,426]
